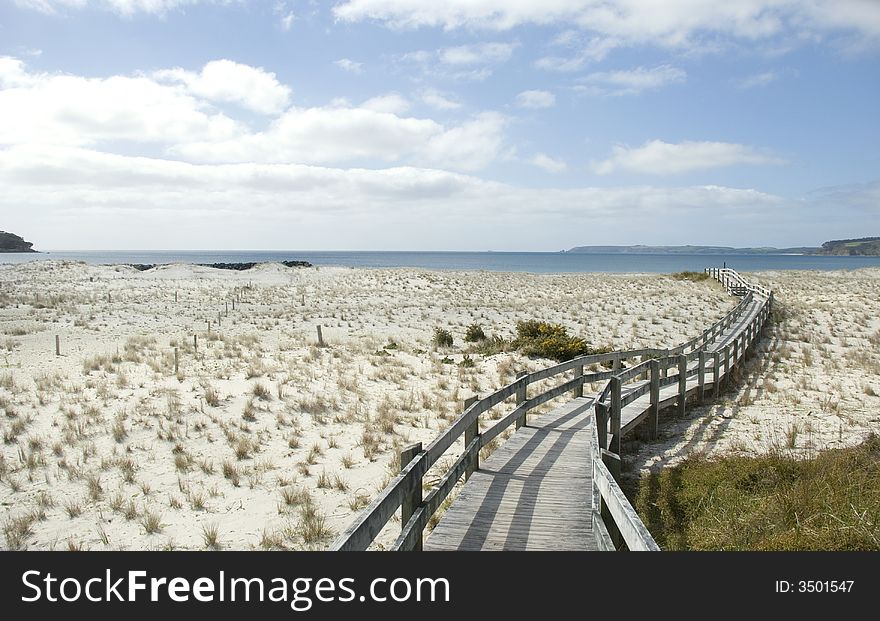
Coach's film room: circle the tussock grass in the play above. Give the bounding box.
[671,271,709,282]
[634,435,880,550]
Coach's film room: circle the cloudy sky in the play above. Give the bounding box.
[0,1,878,251]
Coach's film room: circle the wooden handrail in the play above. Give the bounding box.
[331,265,773,552]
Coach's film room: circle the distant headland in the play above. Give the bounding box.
[566,237,880,256]
[0,231,38,253]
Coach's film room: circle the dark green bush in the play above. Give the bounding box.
[432,327,453,348]
[464,323,486,342]
[512,320,599,362]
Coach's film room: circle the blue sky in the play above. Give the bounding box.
[0,1,878,251]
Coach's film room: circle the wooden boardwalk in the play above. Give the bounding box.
[331,267,773,553]
[425,398,597,551]
[427,284,767,551]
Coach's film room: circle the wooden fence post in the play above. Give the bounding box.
[317,325,325,347]
[610,377,622,455]
[55,335,60,357]
[516,372,528,429]
[677,354,687,416]
[400,442,423,551]
[572,363,584,399]
[647,359,660,440]
[713,351,721,397]
[225,301,229,316]
[723,345,731,389]
[464,396,479,480]
[174,348,179,375]
[193,334,198,356]
[698,350,706,403]
[595,401,608,450]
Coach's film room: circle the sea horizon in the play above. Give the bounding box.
[3,249,880,273]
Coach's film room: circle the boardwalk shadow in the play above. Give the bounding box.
[447,399,593,551]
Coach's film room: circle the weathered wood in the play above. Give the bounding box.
[55,334,60,357]
[426,400,597,551]
[464,396,479,480]
[698,350,706,403]
[394,437,479,551]
[609,377,621,455]
[400,442,424,551]
[572,364,584,399]
[515,371,528,429]
[648,359,660,440]
[620,381,651,407]
[594,457,659,551]
[677,354,687,416]
[481,402,529,447]
[330,455,428,551]
[316,325,324,347]
[174,347,179,375]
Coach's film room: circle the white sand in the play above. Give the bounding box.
[1,260,743,550]
[626,268,880,480]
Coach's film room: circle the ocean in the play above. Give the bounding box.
[2,250,880,273]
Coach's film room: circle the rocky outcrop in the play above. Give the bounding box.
[0,231,37,253]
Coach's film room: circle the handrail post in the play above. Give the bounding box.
[572,363,584,399]
[612,355,620,372]
[723,345,731,390]
[733,336,739,368]
[595,401,608,450]
[463,396,480,481]
[610,377,622,455]
[697,350,706,404]
[712,351,721,397]
[399,442,423,551]
[515,372,528,429]
[648,359,659,440]
[677,354,687,416]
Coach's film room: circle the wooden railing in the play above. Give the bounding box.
[591,267,772,550]
[331,267,772,552]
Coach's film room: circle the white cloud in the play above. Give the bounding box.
[530,153,568,173]
[0,57,508,173]
[172,106,507,172]
[0,57,242,146]
[1,142,803,250]
[361,93,410,114]
[420,89,462,110]
[334,1,880,51]
[154,59,291,115]
[439,42,516,65]
[576,64,686,96]
[515,89,555,109]
[733,71,778,89]
[592,140,786,175]
[334,58,364,73]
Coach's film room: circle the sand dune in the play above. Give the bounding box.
[0,260,821,550]
[627,268,880,478]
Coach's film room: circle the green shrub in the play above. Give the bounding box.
[464,324,486,342]
[432,327,453,348]
[458,355,476,368]
[671,271,709,282]
[512,321,592,362]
